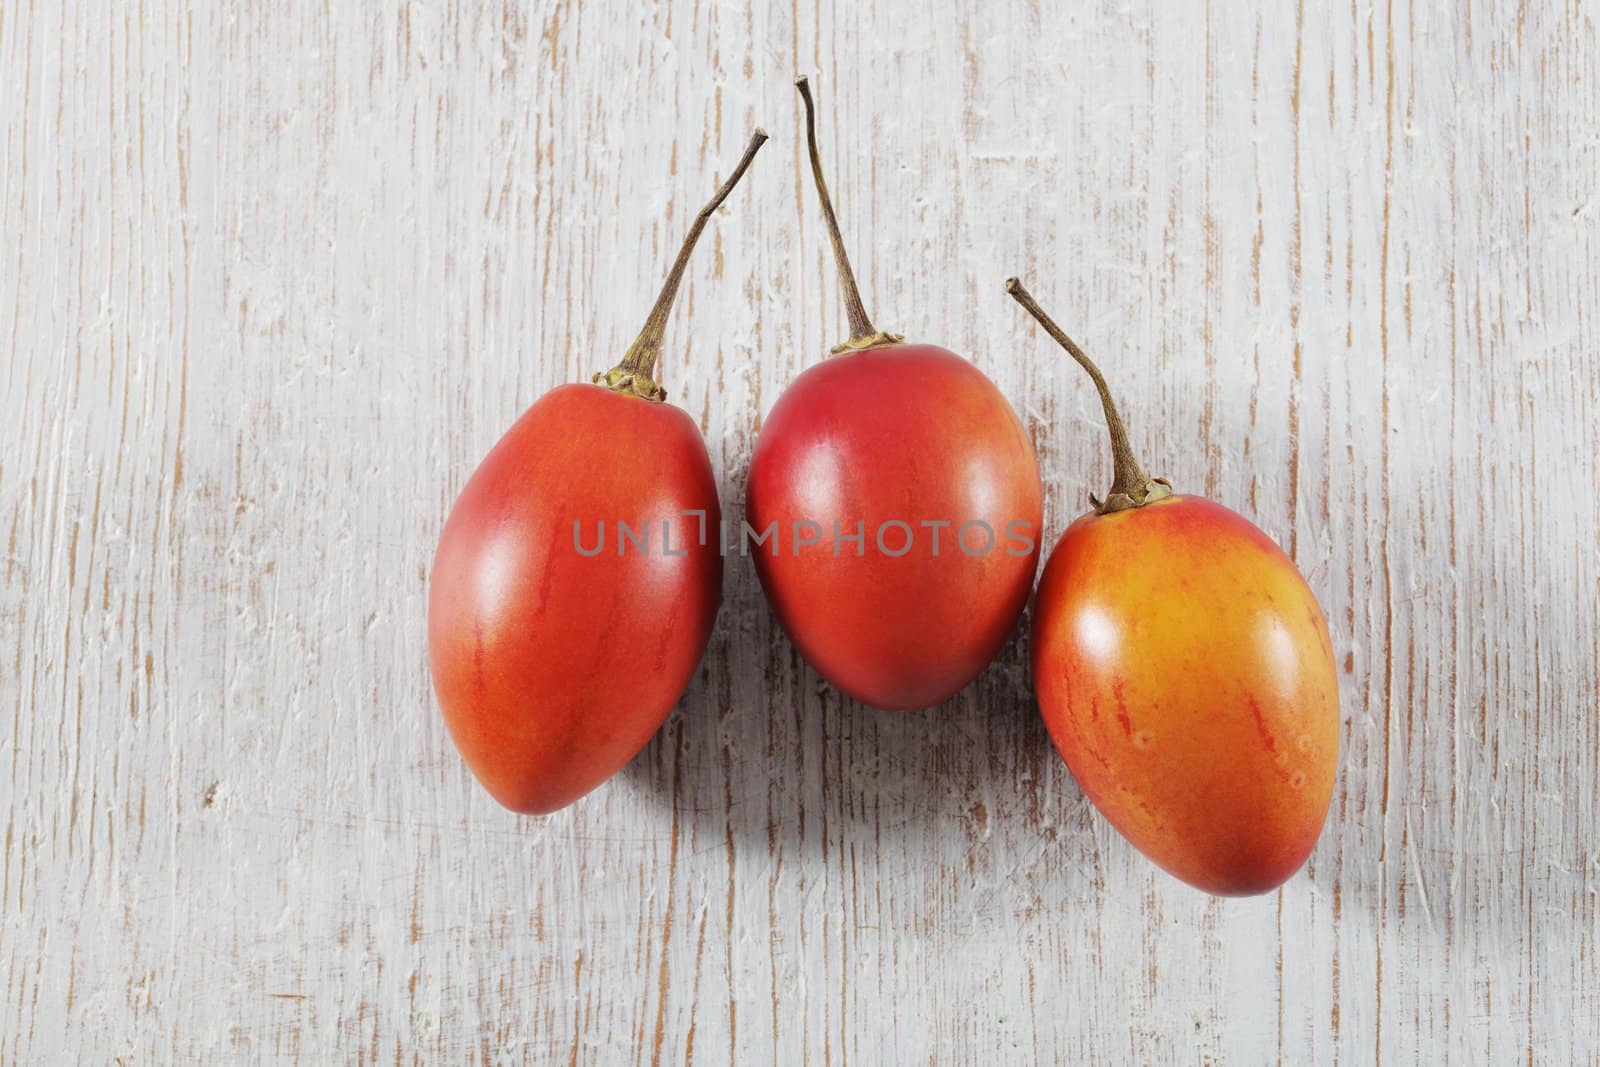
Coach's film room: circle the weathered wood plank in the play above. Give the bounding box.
[1,0,1596,1061]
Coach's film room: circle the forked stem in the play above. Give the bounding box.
[1005,278,1172,514]
[596,128,769,401]
[795,75,902,354]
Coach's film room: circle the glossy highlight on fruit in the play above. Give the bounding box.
[746,78,1042,710]
[1008,278,1339,895]
[428,131,767,813]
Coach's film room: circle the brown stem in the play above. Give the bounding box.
[795,75,902,353]
[1004,277,1172,514]
[596,128,769,400]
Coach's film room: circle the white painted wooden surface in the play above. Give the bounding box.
[3,1,1597,1061]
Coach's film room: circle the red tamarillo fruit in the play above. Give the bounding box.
[745,77,1042,711]
[1008,277,1339,895]
[429,131,767,813]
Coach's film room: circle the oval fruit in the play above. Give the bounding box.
[746,77,1042,710]
[747,343,1041,709]
[427,131,765,812]
[1007,278,1339,894]
[1031,495,1339,894]
[429,384,721,813]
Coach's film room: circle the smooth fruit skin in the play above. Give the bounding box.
[1031,495,1339,895]
[428,383,721,814]
[747,344,1043,710]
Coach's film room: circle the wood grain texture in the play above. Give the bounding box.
[3,0,1597,1061]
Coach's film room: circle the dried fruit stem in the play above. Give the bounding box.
[795,75,902,354]
[1005,278,1171,513]
[598,128,768,401]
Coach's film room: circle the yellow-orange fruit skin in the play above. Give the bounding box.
[1031,495,1340,896]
